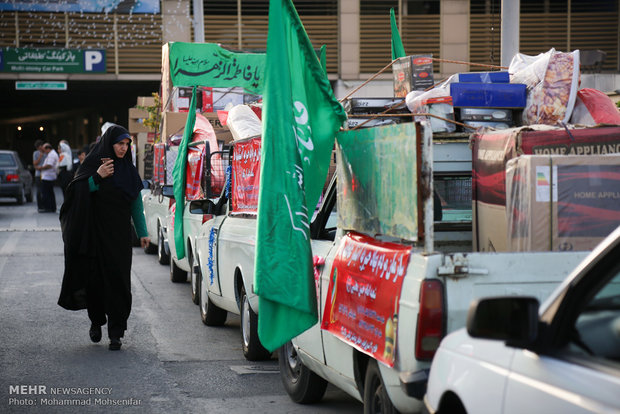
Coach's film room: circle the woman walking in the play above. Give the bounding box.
[58,125,149,350]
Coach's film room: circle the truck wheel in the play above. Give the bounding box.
[170,257,187,283]
[240,285,271,361]
[190,250,199,305]
[200,267,227,326]
[363,359,397,414]
[157,226,170,265]
[278,341,327,404]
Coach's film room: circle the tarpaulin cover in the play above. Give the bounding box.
[336,122,418,241]
[192,113,224,197]
[321,232,411,367]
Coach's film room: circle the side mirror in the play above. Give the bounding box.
[466,297,539,347]
[161,185,174,198]
[189,199,215,215]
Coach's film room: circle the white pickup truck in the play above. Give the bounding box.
[278,121,590,413]
[191,136,272,360]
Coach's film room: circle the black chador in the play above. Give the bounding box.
[58,125,143,342]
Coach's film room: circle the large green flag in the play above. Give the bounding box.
[255,0,347,352]
[390,8,406,60]
[171,86,197,260]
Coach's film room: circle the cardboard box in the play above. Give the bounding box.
[393,55,434,98]
[161,111,188,142]
[128,107,152,134]
[137,96,156,108]
[506,154,620,251]
[450,83,527,108]
[135,132,156,179]
[472,125,620,251]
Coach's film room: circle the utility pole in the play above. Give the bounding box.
[193,0,205,43]
[500,0,519,66]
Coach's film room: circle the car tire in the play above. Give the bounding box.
[240,285,271,361]
[16,187,24,205]
[278,341,327,404]
[363,359,397,414]
[170,256,187,283]
[157,226,170,265]
[199,267,227,326]
[190,249,200,305]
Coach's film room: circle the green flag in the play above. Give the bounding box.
[255,0,347,352]
[172,86,197,260]
[319,44,327,74]
[390,8,406,60]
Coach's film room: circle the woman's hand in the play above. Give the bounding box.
[97,158,114,178]
[140,237,150,249]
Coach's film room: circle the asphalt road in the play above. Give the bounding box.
[0,188,362,414]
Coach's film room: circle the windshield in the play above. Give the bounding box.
[0,153,17,168]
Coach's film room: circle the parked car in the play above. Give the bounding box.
[424,224,620,414]
[0,150,33,204]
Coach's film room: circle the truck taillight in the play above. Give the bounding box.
[415,279,445,360]
[202,214,213,224]
[6,174,19,182]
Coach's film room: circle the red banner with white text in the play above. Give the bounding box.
[232,137,261,213]
[185,143,205,200]
[321,232,412,367]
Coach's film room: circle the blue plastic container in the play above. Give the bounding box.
[450,83,527,108]
[457,71,510,83]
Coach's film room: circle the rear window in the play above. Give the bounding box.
[0,153,17,167]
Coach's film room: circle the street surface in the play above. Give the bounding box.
[0,188,362,413]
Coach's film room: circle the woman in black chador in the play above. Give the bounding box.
[58,125,149,351]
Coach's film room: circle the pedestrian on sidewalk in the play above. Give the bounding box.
[35,143,58,213]
[57,140,73,196]
[58,125,149,351]
[32,139,47,210]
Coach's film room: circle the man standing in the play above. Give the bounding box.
[32,140,47,210]
[35,143,59,213]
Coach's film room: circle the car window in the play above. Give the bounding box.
[0,153,17,167]
[570,267,620,363]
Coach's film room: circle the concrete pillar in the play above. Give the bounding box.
[162,0,192,44]
[500,0,519,66]
[439,0,470,77]
[339,0,360,80]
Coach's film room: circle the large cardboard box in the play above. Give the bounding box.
[137,96,156,108]
[161,111,188,142]
[128,107,151,134]
[392,55,434,97]
[506,154,620,251]
[472,125,620,251]
[135,132,155,179]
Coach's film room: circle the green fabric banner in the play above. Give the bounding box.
[172,86,197,260]
[169,42,265,94]
[390,8,406,60]
[254,0,347,352]
[336,123,418,241]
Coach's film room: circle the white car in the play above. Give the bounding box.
[424,225,620,414]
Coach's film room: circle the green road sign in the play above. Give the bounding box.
[15,81,68,90]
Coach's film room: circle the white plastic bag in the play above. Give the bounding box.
[227,105,262,141]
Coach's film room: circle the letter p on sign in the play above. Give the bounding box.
[84,50,105,72]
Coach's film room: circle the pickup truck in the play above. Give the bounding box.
[191,136,272,360]
[278,121,590,413]
[166,137,228,306]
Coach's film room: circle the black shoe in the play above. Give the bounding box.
[109,337,122,351]
[89,324,102,343]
